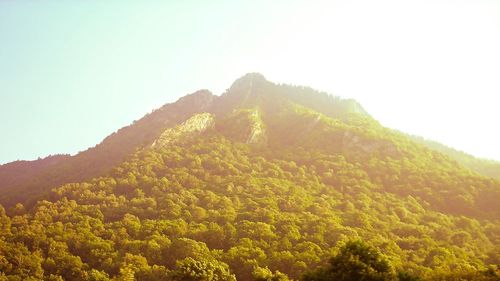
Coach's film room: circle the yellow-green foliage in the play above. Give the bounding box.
[0,113,499,280]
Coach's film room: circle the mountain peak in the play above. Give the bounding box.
[237,72,267,82]
[228,73,269,91]
[213,73,273,113]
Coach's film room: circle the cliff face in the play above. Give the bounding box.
[153,113,215,147]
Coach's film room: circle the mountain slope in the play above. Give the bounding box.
[0,90,217,207]
[0,74,499,280]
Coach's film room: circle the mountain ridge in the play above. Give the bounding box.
[0,73,499,208]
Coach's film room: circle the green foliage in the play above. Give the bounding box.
[252,267,290,281]
[169,257,236,281]
[302,240,395,281]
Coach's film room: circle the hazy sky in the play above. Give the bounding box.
[1,0,500,164]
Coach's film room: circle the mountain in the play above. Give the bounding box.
[0,73,499,280]
[0,74,369,208]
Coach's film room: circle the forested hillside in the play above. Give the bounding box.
[0,74,499,280]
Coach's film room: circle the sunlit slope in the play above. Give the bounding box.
[214,74,500,219]
[1,104,497,280]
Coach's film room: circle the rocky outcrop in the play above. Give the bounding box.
[246,109,267,144]
[153,113,215,147]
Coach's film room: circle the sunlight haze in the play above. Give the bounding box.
[1,0,499,163]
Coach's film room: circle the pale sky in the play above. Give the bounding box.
[1,0,500,164]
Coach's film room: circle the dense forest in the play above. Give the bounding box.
[0,74,499,280]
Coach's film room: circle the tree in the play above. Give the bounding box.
[87,269,111,281]
[302,240,395,281]
[253,266,290,281]
[169,257,236,281]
